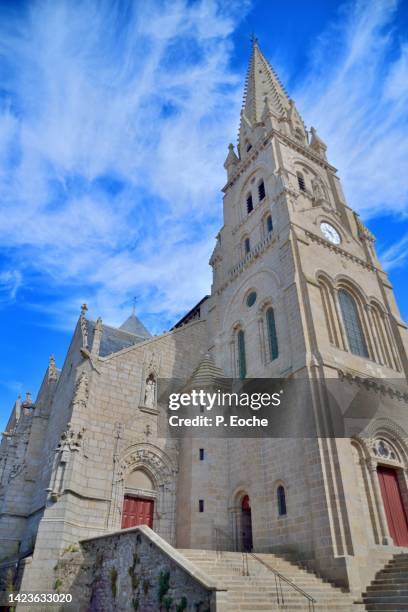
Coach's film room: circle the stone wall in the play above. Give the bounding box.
[54,525,222,612]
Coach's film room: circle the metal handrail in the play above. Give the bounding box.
[214,526,316,611]
[249,552,316,611]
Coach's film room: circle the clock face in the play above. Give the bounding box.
[320,222,341,245]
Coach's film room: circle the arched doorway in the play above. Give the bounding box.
[241,494,253,552]
[121,469,155,530]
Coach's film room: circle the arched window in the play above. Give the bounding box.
[244,237,250,254]
[266,307,279,361]
[338,290,369,357]
[277,485,287,516]
[258,180,266,201]
[237,330,246,379]
[297,172,306,192]
[246,141,252,153]
[246,194,253,214]
[266,215,273,234]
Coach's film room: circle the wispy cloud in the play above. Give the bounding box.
[295,0,408,220]
[0,269,22,302]
[378,232,408,271]
[0,0,250,329]
[0,0,406,333]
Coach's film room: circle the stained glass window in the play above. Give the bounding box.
[338,290,369,357]
[238,330,246,379]
[266,307,279,361]
[246,291,257,307]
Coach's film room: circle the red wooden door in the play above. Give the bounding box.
[377,466,408,547]
[121,496,154,529]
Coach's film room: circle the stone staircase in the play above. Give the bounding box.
[178,549,360,611]
[362,552,408,611]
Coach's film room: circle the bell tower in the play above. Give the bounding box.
[208,39,408,381]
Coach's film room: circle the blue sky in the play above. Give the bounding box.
[0,0,407,430]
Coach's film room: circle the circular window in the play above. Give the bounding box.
[246,292,257,307]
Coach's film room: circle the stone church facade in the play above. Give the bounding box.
[1,40,408,602]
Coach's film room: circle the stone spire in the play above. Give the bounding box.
[239,39,307,153]
[241,39,291,129]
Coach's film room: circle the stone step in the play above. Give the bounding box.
[191,575,344,594]
[224,588,345,597]
[366,587,408,595]
[230,605,354,611]
[364,596,408,603]
[380,568,408,575]
[362,552,408,611]
[371,578,408,585]
[180,548,355,610]
[365,606,408,611]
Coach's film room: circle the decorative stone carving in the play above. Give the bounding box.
[372,439,398,461]
[56,423,86,457]
[117,446,175,485]
[144,375,156,408]
[48,354,58,382]
[355,214,375,242]
[309,126,327,159]
[80,303,88,349]
[72,371,89,411]
[8,462,25,482]
[311,176,327,205]
[49,423,86,501]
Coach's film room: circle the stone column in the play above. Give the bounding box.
[333,289,347,351]
[366,459,393,545]
[257,316,266,364]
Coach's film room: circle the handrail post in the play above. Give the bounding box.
[249,551,316,609]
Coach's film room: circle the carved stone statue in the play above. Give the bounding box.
[312,176,326,203]
[144,376,156,408]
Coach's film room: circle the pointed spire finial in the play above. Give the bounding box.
[80,304,88,349]
[48,354,58,382]
[132,296,137,315]
[239,34,294,146]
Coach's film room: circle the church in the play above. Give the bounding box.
[1,40,408,610]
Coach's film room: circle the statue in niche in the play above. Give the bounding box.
[144,374,156,408]
[312,176,326,203]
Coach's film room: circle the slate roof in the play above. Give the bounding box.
[119,313,152,339]
[87,314,152,358]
